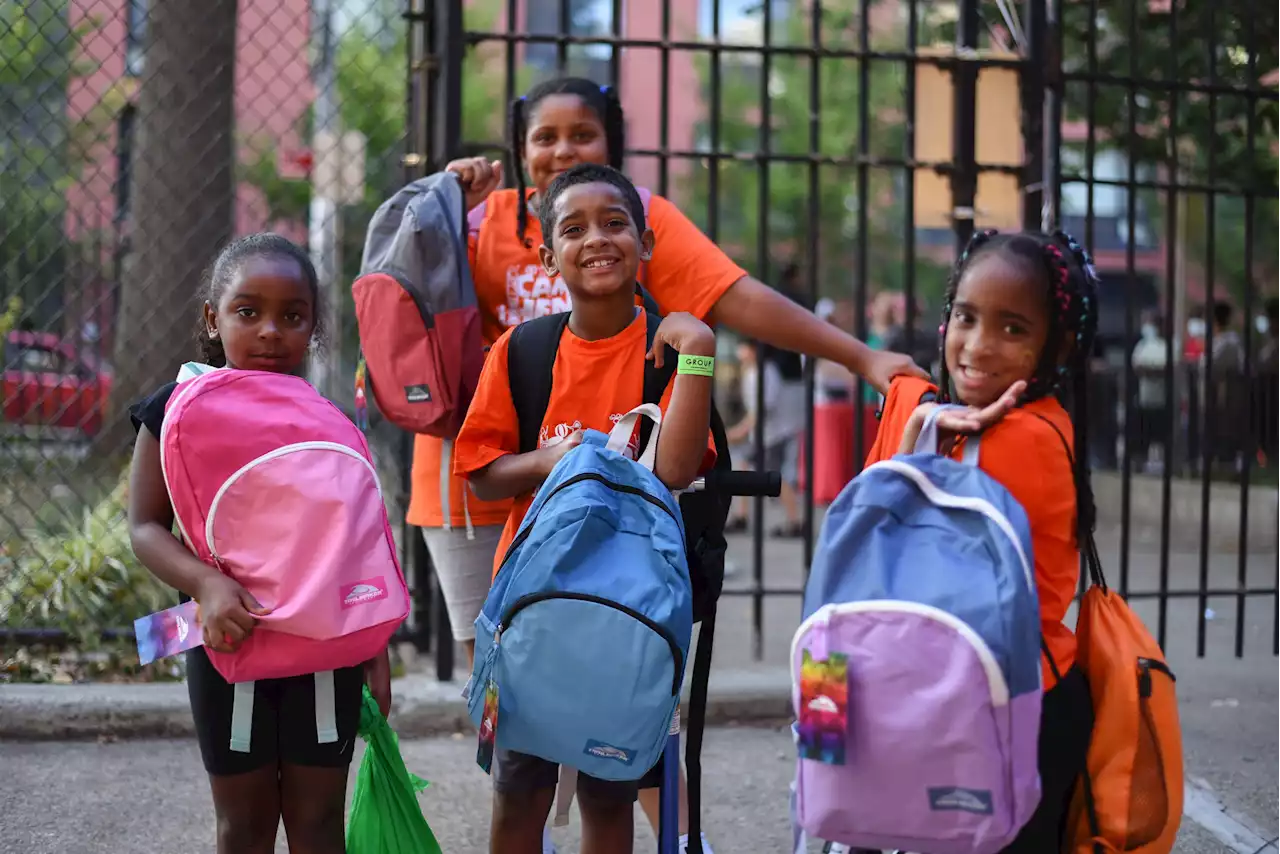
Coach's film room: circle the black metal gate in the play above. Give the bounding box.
[404,0,1278,681]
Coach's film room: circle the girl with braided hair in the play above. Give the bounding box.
[412,75,926,854]
[865,228,1100,852]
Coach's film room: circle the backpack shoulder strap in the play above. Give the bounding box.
[638,290,676,455]
[636,187,653,218]
[1028,410,1106,591]
[508,313,571,455]
[634,189,654,286]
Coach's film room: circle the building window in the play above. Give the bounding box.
[699,0,788,40]
[525,0,613,83]
[115,105,136,226]
[1060,148,1155,250]
[125,0,146,77]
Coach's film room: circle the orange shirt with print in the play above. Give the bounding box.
[866,376,1081,690]
[406,188,746,529]
[451,310,716,578]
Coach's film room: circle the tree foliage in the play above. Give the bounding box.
[240,0,514,365]
[686,1,953,307]
[0,0,113,326]
[1057,0,1278,299]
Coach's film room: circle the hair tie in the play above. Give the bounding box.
[600,85,610,95]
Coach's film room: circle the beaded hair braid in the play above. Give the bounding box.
[506,77,626,247]
[936,228,1101,543]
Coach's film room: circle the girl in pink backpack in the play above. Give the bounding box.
[127,234,394,854]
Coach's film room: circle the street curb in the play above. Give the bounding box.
[0,666,794,741]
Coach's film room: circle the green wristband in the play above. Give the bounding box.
[678,354,715,377]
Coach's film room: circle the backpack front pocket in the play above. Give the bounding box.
[488,592,682,782]
[791,601,1038,854]
[1124,657,1177,848]
[206,441,405,638]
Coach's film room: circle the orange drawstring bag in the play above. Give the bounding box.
[1064,538,1184,854]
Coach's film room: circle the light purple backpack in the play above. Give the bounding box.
[790,409,1043,854]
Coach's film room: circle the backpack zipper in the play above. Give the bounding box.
[495,471,679,571]
[790,600,1011,707]
[1137,657,1176,698]
[205,441,382,563]
[497,590,684,696]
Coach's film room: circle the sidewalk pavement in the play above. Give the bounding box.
[0,659,793,741]
[2,509,1276,740]
[1,511,1275,852]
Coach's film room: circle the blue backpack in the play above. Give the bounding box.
[791,406,1044,854]
[465,392,693,782]
[475,298,732,846]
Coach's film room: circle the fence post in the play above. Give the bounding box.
[1020,0,1047,231]
[417,0,464,683]
[425,0,463,173]
[950,0,981,253]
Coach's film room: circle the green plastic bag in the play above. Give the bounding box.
[346,686,444,854]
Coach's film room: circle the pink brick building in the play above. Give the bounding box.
[66,0,313,241]
[56,0,312,349]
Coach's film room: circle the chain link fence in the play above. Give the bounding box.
[0,0,442,678]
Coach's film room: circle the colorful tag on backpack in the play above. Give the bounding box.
[476,678,499,774]
[134,600,203,665]
[354,357,369,432]
[796,649,849,766]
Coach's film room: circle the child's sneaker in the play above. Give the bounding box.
[679,832,714,854]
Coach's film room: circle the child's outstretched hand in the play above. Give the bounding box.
[899,380,1026,455]
[195,574,271,653]
[648,312,715,367]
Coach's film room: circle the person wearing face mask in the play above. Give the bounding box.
[1131,311,1169,472]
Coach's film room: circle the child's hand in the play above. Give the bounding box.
[862,348,930,396]
[541,428,584,474]
[899,380,1025,455]
[195,574,271,654]
[649,313,716,367]
[446,156,503,211]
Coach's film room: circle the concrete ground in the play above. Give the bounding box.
[1,511,1275,853]
[1,725,1273,854]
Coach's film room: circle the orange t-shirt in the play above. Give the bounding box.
[406,188,747,528]
[866,376,1080,690]
[450,309,715,577]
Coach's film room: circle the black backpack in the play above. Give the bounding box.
[506,290,730,847]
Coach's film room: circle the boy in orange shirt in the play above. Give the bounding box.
[452,163,716,854]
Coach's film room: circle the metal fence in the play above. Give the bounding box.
[0,0,422,671]
[411,0,1278,678]
[1,0,1275,680]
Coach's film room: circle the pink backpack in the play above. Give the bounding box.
[161,366,409,685]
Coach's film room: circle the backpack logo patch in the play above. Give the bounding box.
[927,786,994,815]
[583,740,636,766]
[341,578,389,609]
[404,384,432,403]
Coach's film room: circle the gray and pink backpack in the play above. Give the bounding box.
[353,172,483,437]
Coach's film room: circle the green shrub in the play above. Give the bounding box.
[0,477,170,649]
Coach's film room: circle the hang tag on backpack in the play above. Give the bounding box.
[134,600,203,665]
[476,678,499,774]
[796,649,849,766]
